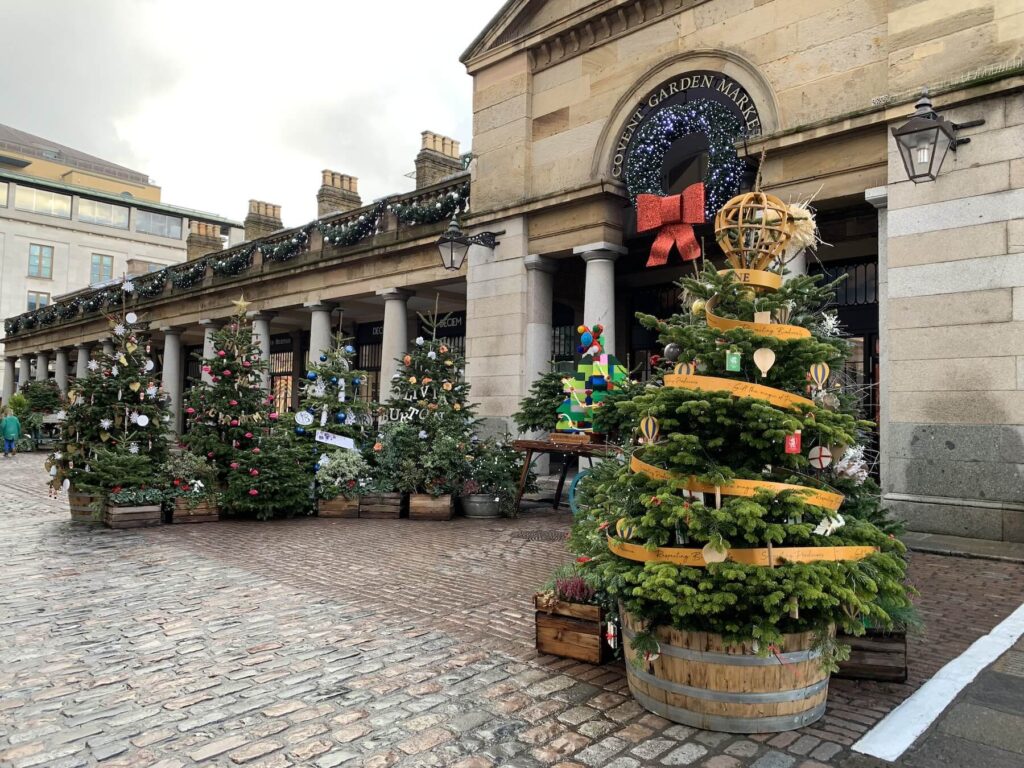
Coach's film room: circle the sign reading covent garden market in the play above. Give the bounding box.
[610,70,762,180]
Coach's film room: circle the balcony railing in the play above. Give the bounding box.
[4,174,470,339]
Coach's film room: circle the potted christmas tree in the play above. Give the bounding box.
[361,422,418,518]
[295,335,373,516]
[183,296,311,520]
[570,192,912,733]
[382,314,476,520]
[48,301,171,526]
[461,437,531,518]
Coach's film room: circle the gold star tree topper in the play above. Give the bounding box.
[231,295,251,316]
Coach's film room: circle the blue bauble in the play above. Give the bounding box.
[581,331,593,346]
[344,345,355,354]
[319,354,327,362]
[577,345,585,354]
[306,371,317,381]
[314,463,321,472]
[330,377,338,384]
[353,377,361,386]
[335,412,346,424]
[295,426,306,435]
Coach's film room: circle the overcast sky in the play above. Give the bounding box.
[0,0,506,226]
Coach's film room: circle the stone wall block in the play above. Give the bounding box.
[888,289,1012,329]
[888,221,1006,269]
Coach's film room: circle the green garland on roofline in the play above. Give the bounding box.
[318,201,385,247]
[390,183,469,226]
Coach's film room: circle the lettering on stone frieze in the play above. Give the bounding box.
[611,70,762,179]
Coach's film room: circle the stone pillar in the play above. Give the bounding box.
[17,354,31,388]
[160,328,183,434]
[3,358,15,404]
[524,255,557,393]
[35,351,49,382]
[574,242,626,355]
[377,289,410,403]
[306,303,334,365]
[101,339,115,358]
[75,344,91,380]
[54,349,69,393]
[290,330,304,412]
[865,186,890,506]
[251,313,274,391]
[199,320,219,385]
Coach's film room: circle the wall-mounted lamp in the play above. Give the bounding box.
[892,91,984,183]
[436,214,501,271]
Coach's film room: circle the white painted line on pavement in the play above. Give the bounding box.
[852,600,1024,762]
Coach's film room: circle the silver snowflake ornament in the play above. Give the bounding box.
[128,442,140,455]
[99,418,113,430]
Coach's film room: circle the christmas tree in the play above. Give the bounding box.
[570,193,911,672]
[48,301,171,501]
[183,296,310,519]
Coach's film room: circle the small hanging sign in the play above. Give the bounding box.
[785,430,802,454]
[725,350,742,372]
[315,430,357,452]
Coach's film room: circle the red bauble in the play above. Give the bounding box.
[248,489,258,496]
[217,350,226,357]
[207,451,214,458]
[230,462,239,469]
[249,469,259,477]
[230,419,239,427]
[185,407,195,415]
[244,431,253,439]
[223,369,232,376]
[269,412,279,421]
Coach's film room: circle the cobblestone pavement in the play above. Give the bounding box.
[2,453,1023,768]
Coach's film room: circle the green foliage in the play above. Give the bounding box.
[161,450,218,505]
[513,368,565,433]
[315,449,369,500]
[18,379,63,413]
[77,447,157,495]
[422,432,472,496]
[7,393,30,419]
[224,429,312,520]
[365,422,421,494]
[108,487,165,506]
[465,437,534,515]
[299,335,374,446]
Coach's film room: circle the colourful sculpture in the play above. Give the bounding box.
[555,324,628,435]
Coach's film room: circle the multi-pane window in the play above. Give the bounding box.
[0,182,8,206]
[14,186,72,218]
[136,210,182,239]
[27,291,50,311]
[79,198,129,229]
[91,254,114,284]
[28,244,53,278]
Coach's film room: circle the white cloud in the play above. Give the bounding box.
[0,0,505,226]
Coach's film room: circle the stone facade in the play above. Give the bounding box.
[317,171,361,217]
[415,131,463,189]
[186,221,223,261]
[243,200,283,241]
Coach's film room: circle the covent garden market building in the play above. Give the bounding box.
[3,1,1023,542]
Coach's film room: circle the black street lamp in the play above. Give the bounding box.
[436,214,501,271]
[891,91,984,183]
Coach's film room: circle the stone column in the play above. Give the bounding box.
[290,330,304,412]
[54,349,69,393]
[199,320,219,385]
[101,339,115,358]
[306,303,334,365]
[574,242,626,355]
[160,328,183,434]
[524,254,557,393]
[251,313,274,391]
[35,351,49,382]
[865,186,890,499]
[3,358,15,403]
[75,344,91,380]
[17,354,31,388]
[377,289,410,403]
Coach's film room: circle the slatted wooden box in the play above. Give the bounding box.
[836,630,908,682]
[359,493,406,519]
[319,497,359,518]
[409,493,454,520]
[172,498,219,524]
[68,491,102,523]
[535,595,608,664]
[105,504,162,529]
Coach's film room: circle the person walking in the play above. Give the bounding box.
[2,408,21,457]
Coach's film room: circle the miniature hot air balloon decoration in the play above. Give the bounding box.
[753,348,776,378]
[639,415,660,444]
[616,518,638,540]
[674,360,697,375]
[809,362,831,390]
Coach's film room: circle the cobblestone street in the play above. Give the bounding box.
[2,453,1023,768]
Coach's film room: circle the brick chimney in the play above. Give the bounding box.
[317,171,361,217]
[243,200,283,241]
[186,221,223,261]
[415,131,463,189]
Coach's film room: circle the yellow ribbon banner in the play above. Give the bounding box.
[704,270,811,341]
[607,536,877,567]
[718,269,783,290]
[630,454,844,512]
[664,373,814,411]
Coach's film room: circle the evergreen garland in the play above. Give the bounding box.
[390,183,469,226]
[261,226,313,263]
[137,270,168,299]
[318,202,385,247]
[211,245,258,277]
[170,260,208,289]
[57,299,82,320]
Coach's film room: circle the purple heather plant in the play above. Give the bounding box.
[555,575,596,604]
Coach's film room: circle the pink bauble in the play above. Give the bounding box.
[223,369,232,376]
[244,432,253,439]
[217,350,226,357]
[249,468,259,477]
[248,489,258,496]
[207,451,214,458]
[252,447,261,454]
[269,412,279,421]
[201,365,211,373]
[242,361,251,368]
[230,419,239,427]
[229,400,238,406]
[230,462,239,469]
[185,407,195,415]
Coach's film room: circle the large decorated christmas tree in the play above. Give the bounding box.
[183,297,309,519]
[48,302,170,502]
[570,192,911,731]
[297,334,373,443]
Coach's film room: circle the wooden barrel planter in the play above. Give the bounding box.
[621,609,830,734]
[359,493,406,519]
[68,491,102,523]
[172,498,219,524]
[836,629,907,682]
[409,493,454,520]
[105,504,162,529]
[319,496,359,518]
[535,595,608,664]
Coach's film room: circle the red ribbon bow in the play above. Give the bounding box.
[636,183,705,267]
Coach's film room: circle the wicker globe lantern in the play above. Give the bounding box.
[714,192,792,271]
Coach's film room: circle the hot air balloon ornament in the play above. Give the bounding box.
[639,415,660,444]
[809,362,831,391]
[674,360,697,375]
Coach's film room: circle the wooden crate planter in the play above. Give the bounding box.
[359,493,406,519]
[105,504,162,529]
[535,595,608,664]
[68,491,102,523]
[319,496,359,518]
[621,608,829,733]
[409,493,454,520]
[172,498,219,524]
[836,630,908,683]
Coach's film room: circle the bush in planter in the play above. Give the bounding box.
[161,450,218,509]
[316,449,369,500]
[421,431,471,497]
[463,437,535,516]
[364,422,421,494]
[107,487,166,507]
[513,368,566,434]
[18,379,63,414]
